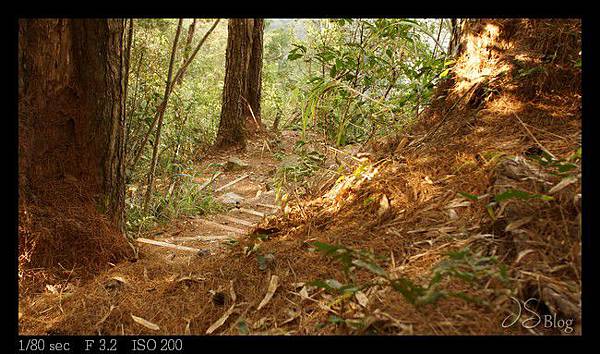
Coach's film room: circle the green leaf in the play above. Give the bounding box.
[324,279,344,289]
[310,279,343,292]
[329,65,337,78]
[237,320,250,335]
[287,52,303,61]
[390,278,424,305]
[458,192,479,201]
[444,59,456,66]
[310,241,341,255]
[257,255,267,271]
[351,259,388,277]
[569,147,582,161]
[494,188,554,203]
[447,248,470,260]
[557,163,578,173]
[485,203,496,220]
[328,315,345,324]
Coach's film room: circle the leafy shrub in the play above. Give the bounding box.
[310,241,509,307]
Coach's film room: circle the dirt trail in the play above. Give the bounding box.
[136,138,285,262]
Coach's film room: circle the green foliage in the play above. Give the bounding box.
[125,19,229,231]
[310,241,509,307]
[458,191,480,201]
[123,19,455,235]
[286,19,452,145]
[528,148,581,176]
[493,188,554,203]
[273,144,326,198]
[311,241,387,279]
[126,175,224,232]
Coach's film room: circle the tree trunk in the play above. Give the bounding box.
[244,18,264,133]
[18,19,132,269]
[143,19,183,212]
[214,18,255,149]
[129,19,219,170]
[448,19,466,57]
[177,19,197,85]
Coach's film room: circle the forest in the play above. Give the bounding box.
[18,18,582,336]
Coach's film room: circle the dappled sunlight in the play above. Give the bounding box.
[484,93,525,116]
[453,22,512,94]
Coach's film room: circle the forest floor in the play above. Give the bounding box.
[18,129,368,335]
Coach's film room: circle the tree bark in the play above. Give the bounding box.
[18,19,134,269]
[244,18,264,133]
[449,19,466,57]
[19,19,127,228]
[214,18,255,149]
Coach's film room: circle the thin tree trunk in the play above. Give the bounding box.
[143,19,183,211]
[177,19,197,85]
[244,18,264,133]
[124,19,134,116]
[125,50,144,164]
[129,19,220,170]
[128,49,144,120]
[449,19,465,57]
[432,19,443,59]
[123,19,134,163]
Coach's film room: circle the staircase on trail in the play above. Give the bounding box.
[136,158,280,259]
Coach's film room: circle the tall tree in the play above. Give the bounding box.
[244,18,265,133]
[214,18,264,149]
[19,19,127,229]
[18,19,133,267]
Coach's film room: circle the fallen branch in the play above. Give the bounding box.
[167,235,236,242]
[206,281,237,334]
[215,174,249,193]
[513,113,556,159]
[136,237,201,253]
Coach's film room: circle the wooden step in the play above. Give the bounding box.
[238,208,265,217]
[255,202,280,210]
[167,235,237,242]
[215,174,249,193]
[220,214,255,227]
[200,219,246,234]
[136,238,201,253]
